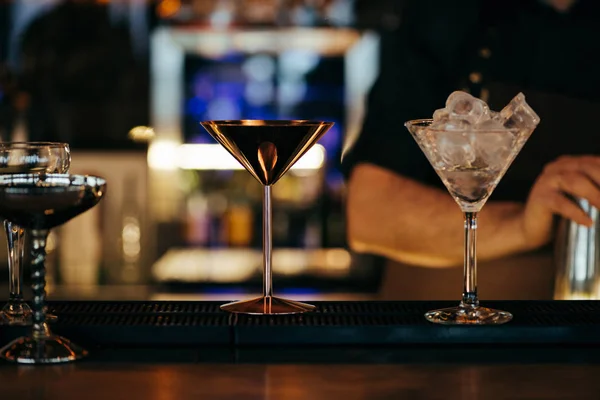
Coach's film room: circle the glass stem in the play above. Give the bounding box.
[263,185,273,298]
[30,229,51,340]
[462,212,479,308]
[4,220,25,304]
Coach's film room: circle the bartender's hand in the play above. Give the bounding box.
[521,155,600,249]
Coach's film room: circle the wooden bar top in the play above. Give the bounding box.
[2,362,600,400]
[3,299,600,399]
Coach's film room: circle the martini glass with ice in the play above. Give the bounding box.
[201,120,333,315]
[405,92,540,325]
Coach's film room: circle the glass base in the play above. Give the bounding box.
[0,302,57,326]
[425,304,513,325]
[0,335,88,364]
[0,301,32,326]
[220,296,315,315]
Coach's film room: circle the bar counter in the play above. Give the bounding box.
[4,363,600,400]
[2,300,600,399]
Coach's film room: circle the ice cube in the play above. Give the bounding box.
[433,108,449,122]
[432,106,473,131]
[500,92,540,130]
[475,118,505,131]
[473,131,516,170]
[445,91,490,125]
[431,119,471,131]
[425,90,540,171]
[489,110,501,121]
[429,131,476,168]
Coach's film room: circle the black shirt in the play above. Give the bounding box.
[343,0,600,203]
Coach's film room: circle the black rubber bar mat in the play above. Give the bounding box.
[2,300,600,347]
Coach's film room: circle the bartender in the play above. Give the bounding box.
[343,0,600,299]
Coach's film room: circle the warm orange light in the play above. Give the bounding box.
[128,125,155,142]
[157,0,181,19]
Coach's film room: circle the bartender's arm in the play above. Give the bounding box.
[347,157,600,268]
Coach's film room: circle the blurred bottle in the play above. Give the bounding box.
[207,192,229,247]
[222,172,254,247]
[44,231,59,293]
[225,201,254,247]
[119,174,143,283]
[59,186,103,286]
[303,211,322,248]
[11,93,30,142]
[186,193,210,246]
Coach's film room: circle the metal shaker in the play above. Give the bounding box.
[554,197,600,300]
